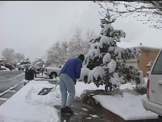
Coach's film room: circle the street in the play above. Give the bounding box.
[0,70,24,93]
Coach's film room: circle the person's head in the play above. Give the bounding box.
[78,54,85,62]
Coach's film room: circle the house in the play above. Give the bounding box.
[136,46,160,77]
[117,41,161,77]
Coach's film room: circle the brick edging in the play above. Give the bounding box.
[102,107,158,122]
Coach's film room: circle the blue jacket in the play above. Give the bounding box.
[59,58,82,84]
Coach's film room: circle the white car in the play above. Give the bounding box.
[0,66,10,71]
[44,67,62,79]
[142,49,162,121]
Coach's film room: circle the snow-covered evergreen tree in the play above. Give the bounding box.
[81,12,144,93]
[32,57,45,68]
[17,58,31,70]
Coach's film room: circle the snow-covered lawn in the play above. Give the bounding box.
[93,93,157,120]
[0,78,158,122]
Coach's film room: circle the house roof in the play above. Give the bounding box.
[117,41,161,50]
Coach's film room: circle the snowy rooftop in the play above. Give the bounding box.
[117,41,161,50]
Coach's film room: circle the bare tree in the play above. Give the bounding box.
[95,1,162,30]
[61,41,69,63]
[1,48,15,62]
[46,41,67,67]
[85,29,97,54]
[68,28,90,59]
[68,28,83,59]
[46,28,96,67]
[15,53,25,62]
[86,29,97,41]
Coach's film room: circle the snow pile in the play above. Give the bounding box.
[93,93,158,120]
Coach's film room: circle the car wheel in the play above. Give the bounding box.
[49,72,57,79]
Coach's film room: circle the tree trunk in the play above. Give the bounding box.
[105,84,108,93]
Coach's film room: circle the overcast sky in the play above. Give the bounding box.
[1,1,162,61]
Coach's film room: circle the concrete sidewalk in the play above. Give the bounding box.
[55,97,111,122]
[0,75,111,122]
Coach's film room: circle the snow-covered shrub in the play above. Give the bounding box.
[80,89,95,103]
[80,89,107,103]
[134,71,146,95]
[32,57,45,68]
[17,58,31,70]
[82,12,143,94]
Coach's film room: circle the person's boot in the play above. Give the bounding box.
[61,108,66,113]
[65,107,73,113]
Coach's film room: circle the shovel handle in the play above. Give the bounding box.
[52,80,59,91]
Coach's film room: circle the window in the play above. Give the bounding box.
[151,50,162,74]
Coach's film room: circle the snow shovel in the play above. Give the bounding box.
[37,80,59,95]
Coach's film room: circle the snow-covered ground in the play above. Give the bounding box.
[0,77,158,122]
[94,92,158,120]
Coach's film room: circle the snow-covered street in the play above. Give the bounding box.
[0,70,24,93]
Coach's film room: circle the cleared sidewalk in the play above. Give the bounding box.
[0,79,110,122]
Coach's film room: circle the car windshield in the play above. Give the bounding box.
[151,50,162,74]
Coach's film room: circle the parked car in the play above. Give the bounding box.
[142,49,162,121]
[44,67,62,79]
[5,64,14,70]
[0,66,8,70]
[0,63,4,66]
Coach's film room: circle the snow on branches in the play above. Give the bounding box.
[81,12,143,94]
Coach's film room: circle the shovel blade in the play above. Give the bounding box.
[37,87,54,95]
